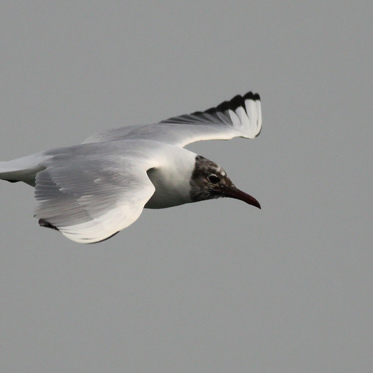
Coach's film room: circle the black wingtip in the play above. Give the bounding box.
[38,219,59,231]
[214,91,261,114]
[243,91,261,101]
[162,90,261,123]
[228,95,246,111]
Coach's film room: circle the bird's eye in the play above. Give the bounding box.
[207,174,221,184]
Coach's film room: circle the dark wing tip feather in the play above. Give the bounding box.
[161,91,261,125]
[242,91,261,101]
[195,91,261,115]
[38,218,59,231]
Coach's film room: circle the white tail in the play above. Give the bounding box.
[0,153,47,186]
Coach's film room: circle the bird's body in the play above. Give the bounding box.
[0,92,262,243]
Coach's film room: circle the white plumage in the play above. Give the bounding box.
[0,92,262,243]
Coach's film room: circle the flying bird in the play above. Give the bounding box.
[0,92,262,243]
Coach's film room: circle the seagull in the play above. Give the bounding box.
[0,91,262,243]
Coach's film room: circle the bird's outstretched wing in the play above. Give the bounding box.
[34,143,157,243]
[83,92,262,148]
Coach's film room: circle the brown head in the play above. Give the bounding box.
[189,155,261,209]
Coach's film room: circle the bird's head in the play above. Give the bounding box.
[189,155,261,209]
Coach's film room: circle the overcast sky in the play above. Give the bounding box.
[1,1,372,372]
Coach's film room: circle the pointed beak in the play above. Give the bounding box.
[221,186,261,209]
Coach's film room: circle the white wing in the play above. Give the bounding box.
[33,142,157,243]
[83,92,262,148]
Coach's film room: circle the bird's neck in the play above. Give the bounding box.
[145,149,196,209]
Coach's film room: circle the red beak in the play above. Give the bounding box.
[221,186,261,209]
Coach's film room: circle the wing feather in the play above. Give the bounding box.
[34,143,156,243]
[83,91,262,148]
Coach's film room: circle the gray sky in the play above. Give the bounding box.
[1,1,372,372]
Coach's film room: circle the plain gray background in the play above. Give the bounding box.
[1,1,372,372]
